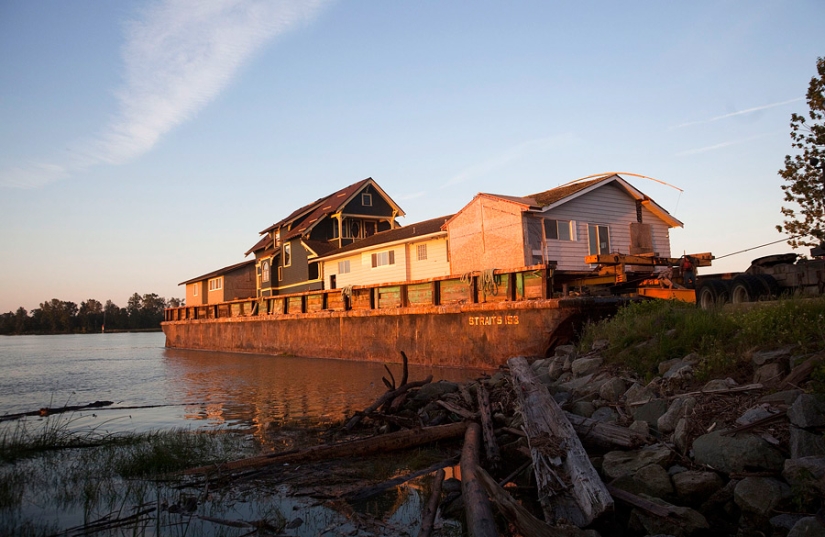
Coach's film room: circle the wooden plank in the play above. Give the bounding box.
[378,286,402,308]
[350,288,373,310]
[523,271,544,300]
[306,293,324,313]
[230,303,241,317]
[508,356,613,527]
[407,282,433,305]
[287,296,303,314]
[439,278,472,304]
[326,291,345,311]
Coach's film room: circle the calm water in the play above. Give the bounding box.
[0,332,484,436]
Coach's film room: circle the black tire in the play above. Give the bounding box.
[730,274,779,303]
[696,280,729,310]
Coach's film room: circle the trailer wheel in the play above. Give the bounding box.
[697,280,729,310]
[753,274,781,299]
[730,274,774,303]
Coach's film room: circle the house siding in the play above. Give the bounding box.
[540,183,672,270]
[223,264,257,300]
[446,196,528,275]
[276,238,323,293]
[326,245,408,288]
[409,237,450,281]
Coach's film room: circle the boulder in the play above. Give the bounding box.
[759,389,803,406]
[673,418,690,453]
[692,430,785,474]
[629,420,649,435]
[702,378,737,392]
[413,381,459,402]
[628,495,709,537]
[591,339,609,352]
[771,514,809,534]
[788,517,825,537]
[658,358,683,376]
[754,361,787,386]
[788,394,825,428]
[671,470,724,506]
[571,356,603,377]
[546,357,565,381]
[789,427,825,459]
[733,476,790,515]
[751,347,793,367]
[632,399,669,427]
[599,377,626,402]
[591,406,618,423]
[658,396,695,434]
[555,344,576,357]
[736,404,777,426]
[602,444,672,480]
[663,362,693,381]
[570,401,595,418]
[611,463,673,499]
[624,382,655,404]
[782,457,825,495]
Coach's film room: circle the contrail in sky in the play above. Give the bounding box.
[670,97,803,130]
[675,131,780,157]
[1,0,329,188]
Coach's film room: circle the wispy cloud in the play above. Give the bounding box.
[670,97,803,130]
[1,0,329,188]
[440,134,575,189]
[674,131,781,157]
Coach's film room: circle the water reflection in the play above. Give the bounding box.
[162,348,485,437]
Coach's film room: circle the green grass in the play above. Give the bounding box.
[577,296,825,383]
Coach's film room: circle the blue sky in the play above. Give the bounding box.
[1,1,823,313]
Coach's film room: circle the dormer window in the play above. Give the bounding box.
[362,192,372,207]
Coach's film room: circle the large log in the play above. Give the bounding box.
[477,383,501,464]
[418,468,445,537]
[564,412,651,449]
[508,356,613,527]
[185,421,467,475]
[460,422,498,537]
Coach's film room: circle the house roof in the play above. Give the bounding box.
[258,178,406,241]
[317,215,453,260]
[179,259,256,286]
[302,239,339,258]
[244,234,274,257]
[527,173,683,228]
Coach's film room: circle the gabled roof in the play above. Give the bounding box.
[318,215,453,261]
[179,259,255,286]
[244,234,274,257]
[528,174,683,228]
[258,178,406,241]
[302,239,339,258]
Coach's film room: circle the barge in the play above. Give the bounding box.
[162,265,627,369]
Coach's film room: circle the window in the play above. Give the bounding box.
[193,284,198,297]
[544,219,573,241]
[342,218,362,239]
[588,224,611,255]
[362,192,372,206]
[338,260,351,274]
[417,244,427,261]
[283,243,291,267]
[261,260,270,282]
[371,250,395,268]
[208,277,222,291]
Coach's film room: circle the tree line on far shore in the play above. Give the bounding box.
[0,294,184,335]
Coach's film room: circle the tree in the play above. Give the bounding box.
[78,299,104,333]
[778,57,825,248]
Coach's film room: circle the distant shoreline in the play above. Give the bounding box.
[1,328,163,336]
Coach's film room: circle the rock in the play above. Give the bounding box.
[629,420,649,435]
[591,406,618,423]
[672,418,690,453]
[531,358,548,370]
[752,347,793,367]
[692,430,785,474]
[628,495,709,537]
[602,445,672,480]
[702,378,737,391]
[555,344,576,357]
[754,362,788,386]
[789,426,825,458]
[783,457,825,495]
[671,470,724,506]
[682,352,701,365]
[788,517,825,537]
[772,514,808,534]
[632,399,668,427]
[658,358,683,376]
[570,401,595,418]
[591,339,609,351]
[733,476,790,515]
[599,377,626,402]
[624,382,655,404]
[553,391,571,405]
[658,396,695,434]
[759,389,803,406]
[571,356,603,377]
[611,463,673,499]
[413,381,459,402]
[736,404,777,426]
[668,465,688,475]
[663,363,693,381]
[556,373,596,395]
[547,357,565,381]
[788,394,825,428]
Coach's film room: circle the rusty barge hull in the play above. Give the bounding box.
[162,297,622,369]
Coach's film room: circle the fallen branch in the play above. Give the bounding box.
[345,375,433,431]
[184,421,466,475]
[418,468,445,537]
[564,412,652,449]
[460,422,498,537]
[668,383,764,399]
[606,484,682,518]
[477,383,501,464]
[436,400,477,420]
[344,456,457,503]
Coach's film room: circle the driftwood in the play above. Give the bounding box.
[1,400,114,421]
[418,468,445,537]
[668,383,765,399]
[476,465,589,537]
[476,383,501,464]
[436,399,477,420]
[345,457,456,503]
[606,484,677,518]
[460,422,498,537]
[185,421,467,475]
[345,375,433,431]
[508,356,613,527]
[780,353,823,389]
[564,412,651,449]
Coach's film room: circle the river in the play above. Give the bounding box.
[0,332,485,436]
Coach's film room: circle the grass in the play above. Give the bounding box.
[577,296,825,384]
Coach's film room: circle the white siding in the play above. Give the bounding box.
[323,245,407,288]
[409,237,450,280]
[541,183,673,270]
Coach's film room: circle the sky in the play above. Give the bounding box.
[1,1,823,313]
